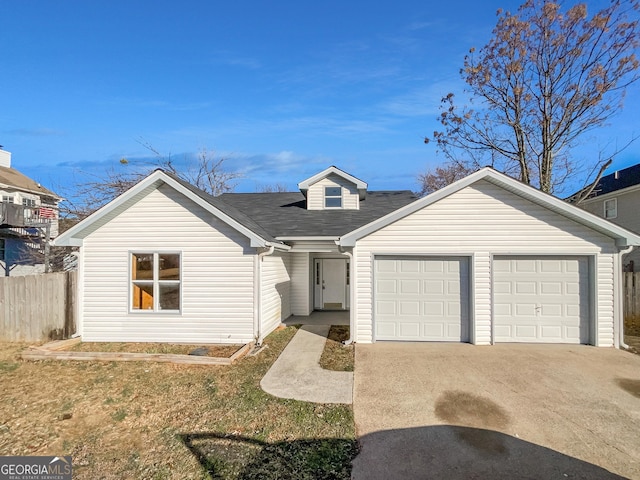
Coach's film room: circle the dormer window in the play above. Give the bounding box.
[325,187,342,208]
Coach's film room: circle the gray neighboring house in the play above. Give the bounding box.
[577,163,640,271]
[55,166,640,348]
[0,149,61,276]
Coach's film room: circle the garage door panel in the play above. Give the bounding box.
[399,279,420,294]
[494,256,589,344]
[541,282,562,295]
[401,260,421,273]
[516,282,537,294]
[375,257,469,342]
[399,322,420,337]
[424,280,444,294]
[424,301,444,316]
[377,322,397,337]
[376,301,396,315]
[399,301,420,316]
[376,279,397,294]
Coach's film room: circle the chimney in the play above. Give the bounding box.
[615,170,619,180]
[0,148,10,168]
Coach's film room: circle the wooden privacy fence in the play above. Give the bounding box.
[624,272,640,322]
[0,271,76,342]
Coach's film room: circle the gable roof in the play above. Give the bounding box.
[297,165,368,199]
[0,166,61,200]
[340,167,640,247]
[218,190,417,238]
[55,169,287,249]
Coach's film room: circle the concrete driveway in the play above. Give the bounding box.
[352,343,640,479]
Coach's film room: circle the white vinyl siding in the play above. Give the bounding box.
[306,173,359,210]
[81,184,255,344]
[354,180,618,346]
[581,188,640,235]
[290,252,312,315]
[261,252,292,337]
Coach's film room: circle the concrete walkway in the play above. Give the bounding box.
[260,324,353,404]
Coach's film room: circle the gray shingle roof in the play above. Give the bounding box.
[161,171,281,244]
[217,190,418,237]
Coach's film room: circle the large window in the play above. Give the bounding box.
[131,252,181,312]
[604,198,617,219]
[0,239,5,261]
[324,186,342,208]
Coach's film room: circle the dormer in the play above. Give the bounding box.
[298,166,368,210]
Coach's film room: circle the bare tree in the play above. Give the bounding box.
[417,163,475,196]
[424,0,640,197]
[62,144,241,221]
[257,183,289,193]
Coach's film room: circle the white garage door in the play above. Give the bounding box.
[375,256,469,341]
[493,256,590,343]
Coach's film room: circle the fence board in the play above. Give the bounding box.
[624,272,640,323]
[0,271,76,342]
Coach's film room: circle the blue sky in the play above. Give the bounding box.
[1,0,639,198]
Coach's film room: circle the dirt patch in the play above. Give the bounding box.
[616,378,640,398]
[319,326,354,372]
[435,390,511,454]
[69,342,242,358]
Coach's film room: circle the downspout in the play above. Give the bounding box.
[616,246,634,349]
[339,246,355,345]
[254,245,275,346]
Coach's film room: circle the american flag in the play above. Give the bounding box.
[38,206,57,219]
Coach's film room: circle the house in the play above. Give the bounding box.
[0,149,61,276]
[54,166,640,348]
[575,163,640,271]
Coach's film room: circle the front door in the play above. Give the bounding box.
[314,259,348,310]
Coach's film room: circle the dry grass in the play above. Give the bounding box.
[625,316,640,336]
[0,326,356,479]
[68,342,242,358]
[320,326,354,372]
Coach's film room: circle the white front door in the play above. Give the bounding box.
[314,259,348,310]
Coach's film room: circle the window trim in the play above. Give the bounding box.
[324,186,343,209]
[604,198,618,219]
[129,251,182,314]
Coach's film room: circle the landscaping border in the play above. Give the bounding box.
[20,337,252,365]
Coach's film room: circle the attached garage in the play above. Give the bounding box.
[341,168,640,348]
[374,256,470,342]
[493,256,590,344]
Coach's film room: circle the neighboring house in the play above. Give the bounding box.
[0,149,61,276]
[575,163,640,271]
[55,166,640,348]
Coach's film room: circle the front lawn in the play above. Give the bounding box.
[0,326,356,479]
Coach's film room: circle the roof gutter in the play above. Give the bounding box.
[255,245,275,346]
[338,246,355,346]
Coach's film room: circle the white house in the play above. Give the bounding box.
[55,166,640,348]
